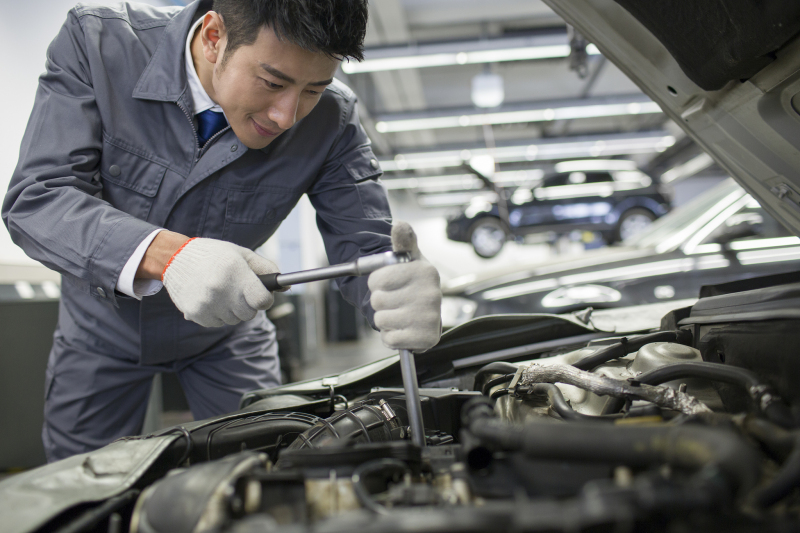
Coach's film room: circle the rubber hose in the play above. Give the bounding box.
[352,458,411,515]
[463,398,760,497]
[482,374,516,396]
[635,361,760,389]
[635,362,794,428]
[753,433,800,508]
[572,330,692,371]
[529,383,614,422]
[525,384,661,421]
[473,362,519,393]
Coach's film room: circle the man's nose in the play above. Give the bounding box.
[268,91,300,131]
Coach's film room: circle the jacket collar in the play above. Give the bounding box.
[132,0,211,103]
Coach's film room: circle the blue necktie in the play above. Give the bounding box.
[196,109,228,147]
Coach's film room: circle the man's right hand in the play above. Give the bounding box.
[158,236,278,327]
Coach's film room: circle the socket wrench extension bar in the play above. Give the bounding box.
[258,251,410,291]
[257,250,427,448]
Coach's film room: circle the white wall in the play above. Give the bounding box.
[0,0,171,266]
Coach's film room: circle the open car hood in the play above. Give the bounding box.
[542,0,800,237]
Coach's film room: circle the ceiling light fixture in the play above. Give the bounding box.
[342,44,601,74]
[554,159,637,172]
[379,133,676,172]
[374,100,662,133]
[471,72,505,108]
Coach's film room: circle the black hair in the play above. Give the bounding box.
[212,0,368,62]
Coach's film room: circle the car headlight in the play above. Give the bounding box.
[441,297,478,329]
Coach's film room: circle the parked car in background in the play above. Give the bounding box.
[446,160,671,258]
[442,178,800,328]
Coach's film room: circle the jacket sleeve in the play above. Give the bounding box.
[2,10,160,307]
[306,99,393,328]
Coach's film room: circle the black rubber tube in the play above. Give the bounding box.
[351,459,411,515]
[529,383,614,422]
[572,330,692,371]
[482,374,516,396]
[463,398,761,496]
[473,362,519,393]
[635,362,794,428]
[524,384,661,422]
[753,433,800,508]
[635,361,760,389]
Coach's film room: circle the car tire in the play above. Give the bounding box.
[469,217,507,258]
[613,208,656,242]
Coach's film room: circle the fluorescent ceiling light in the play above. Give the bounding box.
[375,101,662,133]
[417,191,497,208]
[342,44,601,74]
[381,133,676,172]
[661,153,715,183]
[555,159,637,172]
[382,169,545,192]
[382,175,484,191]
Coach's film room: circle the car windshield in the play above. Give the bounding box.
[623,178,742,248]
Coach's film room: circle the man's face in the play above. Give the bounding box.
[199,14,339,150]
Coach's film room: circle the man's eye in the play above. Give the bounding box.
[307,90,321,96]
[264,80,282,89]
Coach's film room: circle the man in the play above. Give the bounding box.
[2,0,442,462]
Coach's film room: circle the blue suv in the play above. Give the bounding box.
[446,161,671,257]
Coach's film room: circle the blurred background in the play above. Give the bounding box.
[1,0,732,468]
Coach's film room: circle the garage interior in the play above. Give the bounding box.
[0,0,733,472]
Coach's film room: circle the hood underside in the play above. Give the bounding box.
[543,0,800,239]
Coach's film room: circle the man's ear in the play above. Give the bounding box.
[200,12,226,65]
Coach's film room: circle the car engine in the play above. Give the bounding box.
[5,275,800,533]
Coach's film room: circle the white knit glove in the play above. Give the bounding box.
[368,222,442,351]
[162,238,278,328]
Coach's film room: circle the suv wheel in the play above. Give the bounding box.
[469,218,507,258]
[614,208,656,242]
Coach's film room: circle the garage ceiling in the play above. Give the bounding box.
[334,0,710,189]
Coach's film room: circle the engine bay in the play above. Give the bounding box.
[6,276,800,533]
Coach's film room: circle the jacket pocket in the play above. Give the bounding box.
[343,147,390,220]
[343,146,383,182]
[99,138,167,221]
[222,188,301,249]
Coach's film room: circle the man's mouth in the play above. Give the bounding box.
[252,119,281,137]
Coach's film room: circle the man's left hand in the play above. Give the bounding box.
[368,222,442,351]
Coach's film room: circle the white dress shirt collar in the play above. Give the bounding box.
[185,17,223,115]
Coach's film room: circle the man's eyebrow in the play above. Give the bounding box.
[259,63,333,87]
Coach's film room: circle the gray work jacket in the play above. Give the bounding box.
[2,1,392,365]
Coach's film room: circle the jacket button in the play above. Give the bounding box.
[231,145,238,152]
[370,159,379,169]
[96,287,106,298]
[108,165,121,177]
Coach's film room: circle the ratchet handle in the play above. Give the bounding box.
[258,251,411,291]
[259,273,284,292]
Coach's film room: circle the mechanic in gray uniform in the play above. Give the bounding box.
[2,0,442,462]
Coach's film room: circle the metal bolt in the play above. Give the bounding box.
[96,287,106,298]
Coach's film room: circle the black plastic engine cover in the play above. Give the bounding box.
[696,320,800,420]
[681,275,800,419]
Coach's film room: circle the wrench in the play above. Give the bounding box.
[258,251,427,448]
